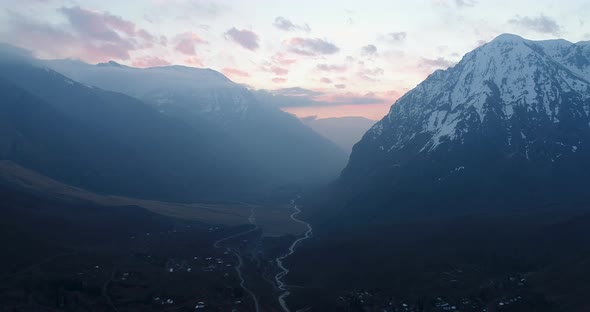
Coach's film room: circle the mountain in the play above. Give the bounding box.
[301,116,376,153]
[0,46,273,201]
[285,34,590,311]
[336,34,590,222]
[45,59,347,187]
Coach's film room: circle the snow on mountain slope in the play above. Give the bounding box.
[336,34,590,219]
[363,34,590,154]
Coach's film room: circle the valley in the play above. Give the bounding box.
[1,9,590,310]
[0,177,314,312]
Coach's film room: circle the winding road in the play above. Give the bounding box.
[213,207,261,312]
[274,201,314,312]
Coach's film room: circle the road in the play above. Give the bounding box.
[213,207,261,312]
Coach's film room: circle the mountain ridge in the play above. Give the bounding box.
[45,58,348,186]
[335,33,590,220]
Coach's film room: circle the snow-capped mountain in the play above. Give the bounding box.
[339,34,590,218]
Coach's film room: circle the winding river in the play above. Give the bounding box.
[274,201,314,312]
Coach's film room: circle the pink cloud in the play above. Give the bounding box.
[264,66,288,76]
[184,56,205,67]
[5,11,133,62]
[4,7,160,63]
[176,39,196,55]
[272,52,297,66]
[320,77,332,84]
[223,67,250,78]
[272,77,288,84]
[225,27,259,50]
[335,84,346,89]
[132,56,171,68]
[174,32,208,55]
[59,6,142,41]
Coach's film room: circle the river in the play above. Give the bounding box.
[274,200,314,312]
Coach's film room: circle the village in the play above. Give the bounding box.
[334,272,551,312]
[0,221,261,311]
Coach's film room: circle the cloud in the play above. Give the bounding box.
[314,92,389,105]
[270,66,288,75]
[273,87,324,97]
[225,27,259,50]
[320,77,332,84]
[272,52,297,66]
[2,8,153,62]
[287,38,339,56]
[385,32,407,43]
[273,17,311,32]
[59,6,136,40]
[187,1,227,17]
[300,115,318,122]
[222,67,250,78]
[137,29,156,42]
[508,15,561,35]
[334,84,346,89]
[253,87,389,108]
[132,56,171,68]
[160,36,168,46]
[272,77,288,84]
[432,0,477,7]
[361,44,377,56]
[420,56,456,69]
[455,0,477,7]
[260,64,289,75]
[316,63,347,72]
[358,67,384,81]
[174,32,208,55]
[175,39,197,55]
[154,0,228,19]
[184,56,204,67]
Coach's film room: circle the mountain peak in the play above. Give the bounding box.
[97,60,125,68]
[340,35,590,216]
[489,33,525,44]
[361,35,590,157]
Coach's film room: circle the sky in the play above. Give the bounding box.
[1,0,589,120]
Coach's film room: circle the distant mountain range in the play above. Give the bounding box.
[0,44,346,202]
[45,59,347,189]
[300,116,376,153]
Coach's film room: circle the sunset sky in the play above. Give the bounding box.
[1,0,588,120]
